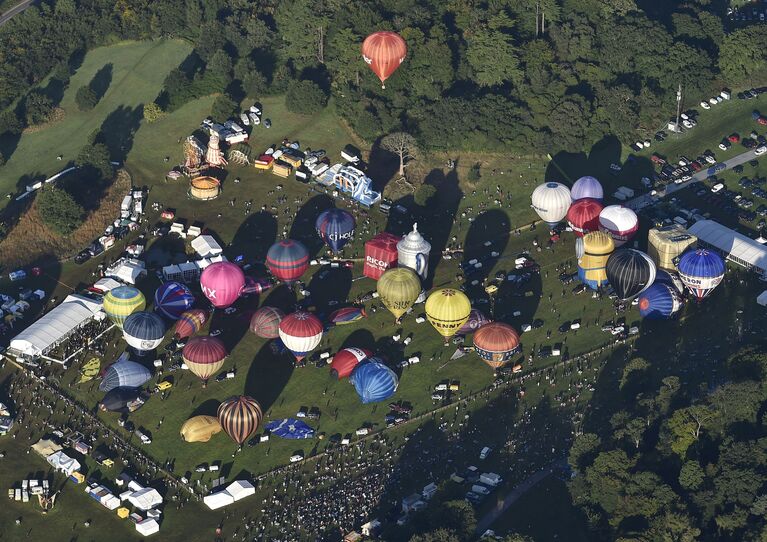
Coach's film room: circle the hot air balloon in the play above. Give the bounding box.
[174,309,208,339]
[531,182,571,227]
[180,415,222,443]
[598,205,638,247]
[567,198,603,237]
[200,261,245,309]
[154,281,195,320]
[654,269,685,295]
[606,249,656,300]
[676,248,726,301]
[578,231,615,290]
[278,311,323,363]
[361,31,407,88]
[473,322,521,369]
[103,286,146,329]
[266,240,309,283]
[328,306,366,326]
[99,387,147,413]
[330,347,372,379]
[249,306,284,339]
[218,395,263,446]
[183,336,227,385]
[123,311,165,352]
[99,358,152,392]
[425,288,472,342]
[377,267,421,322]
[350,358,399,403]
[571,176,603,201]
[316,209,355,253]
[457,309,492,335]
[638,283,683,319]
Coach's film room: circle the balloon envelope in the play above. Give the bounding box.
[599,205,638,247]
[183,336,227,382]
[328,306,366,325]
[473,322,521,368]
[578,231,615,290]
[123,311,165,351]
[180,415,222,443]
[571,176,603,201]
[174,309,208,339]
[330,347,372,379]
[103,286,146,329]
[425,288,472,340]
[639,283,683,319]
[316,209,355,253]
[278,311,323,362]
[264,418,315,439]
[99,387,146,413]
[154,281,195,320]
[350,359,399,404]
[377,267,421,321]
[267,240,309,283]
[361,31,407,85]
[531,182,571,227]
[218,395,263,445]
[567,198,603,237]
[200,262,245,308]
[677,248,726,300]
[606,249,656,300]
[99,358,152,392]
[457,309,492,335]
[250,306,284,339]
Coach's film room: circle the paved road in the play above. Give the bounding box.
[475,458,568,534]
[625,146,763,211]
[0,0,35,26]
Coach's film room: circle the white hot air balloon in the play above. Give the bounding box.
[598,205,639,247]
[531,182,571,227]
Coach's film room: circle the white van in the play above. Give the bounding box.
[711,183,724,193]
[480,446,491,459]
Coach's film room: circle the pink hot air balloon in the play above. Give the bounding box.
[200,262,245,309]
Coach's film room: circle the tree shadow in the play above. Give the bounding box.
[288,194,335,259]
[244,343,295,413]
[99,104,144,164]
[367,137,399,193]
[306,266,352,315]
[89,63,113,101]
[229,210,277,269]
[40,77,66,108]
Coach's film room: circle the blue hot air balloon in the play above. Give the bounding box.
[350,358,398,404]
[315,208,355,253]
[638,283,683,319]
[677,248,726,301]
[654,269,684,294]
[123,311,166,352]
[154,281,195,320]
[99,355,152,392]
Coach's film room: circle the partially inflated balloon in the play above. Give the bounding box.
[250,306,284,339]
[154,281,195,320]
[330,347,372,379]
[174,309,208,339]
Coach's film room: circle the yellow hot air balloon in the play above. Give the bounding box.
[180,415,223,443]
[578,231,614,290]
[425,288,471,342]
[377,267,421,322]
[103,286,146,329]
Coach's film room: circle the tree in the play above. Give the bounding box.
[720,27,767,84]
[0,109,22,135]
[466,21,522,87]
[620,357,650,391]
[76,143,113,180]
[414,184,437,207]
[664,405,717,458]
[36,186,84,235]
[285,80,328,115]
[678,461,705,491]
[24,91,54,125]
[381,132,419,177]
[569,433,601,471]
[503,534,535,542]
[211,95,237,122]
[410,529,461,542]
[75,85,98,111]
[142,102,166,123]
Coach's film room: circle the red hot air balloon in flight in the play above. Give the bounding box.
[361,31,407,88]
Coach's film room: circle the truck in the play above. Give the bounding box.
[480,472,502,486]
[120,195,133,213]
[617,186,635,198]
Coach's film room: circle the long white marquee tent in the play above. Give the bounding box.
[688,220,767,275]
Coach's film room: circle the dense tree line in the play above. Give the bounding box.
[0,0,764,155]
[568,346,767,541]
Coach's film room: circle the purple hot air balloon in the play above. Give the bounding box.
[458,309,492,335]
[200,262,245,309]
[571,176,604,201]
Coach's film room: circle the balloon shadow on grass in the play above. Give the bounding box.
[244,343,294,413]
[461,208,511,301]
[261,284,297,313]
[419,165,462,290]
[189,398,220,418]
[289,193,335,259]
[339,329,376,352]
[229,210,277,267]
[306,266,352,314]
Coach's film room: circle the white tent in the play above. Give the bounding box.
[46,451,81,475]
[191,235,223,258]
[105,258,146,285]
[31,438,62,457]
[203,490,235,510]
[92,278,122,293]
[128,487,163,511]
[688,220,767,274]
[758,291,767,307]
[135,518,160,536]
[226,480,255,502]
[10,295,103,358]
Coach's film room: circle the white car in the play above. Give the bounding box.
[719,142,729,151]
[700,101,710,110]
[289,454,304,463]
[755,146,767,156]
[709,97,718,105]
[704,155,716,164]
[239,113,250,126]
[249,112,260,126]
[711,183,724,193]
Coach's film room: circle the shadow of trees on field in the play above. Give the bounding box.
[244,343,294,414]
[89,63,113,101]
[462,208,510,298]
[100,104,143,164]
[289,194,334,259]
[368,137,399,193]
[420,165,462,290]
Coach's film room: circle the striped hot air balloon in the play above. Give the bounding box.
[174,309,208,339]
[267,240,309,283]
[250,306,284,339]
[316,208,355,253]
[457,309,492,335]
[99,358,152,392]
[218,395,263,446]
[531,182,571,227]
[377,267,421,322]
[350,358,399,404]
[425,288,472,342]
[328,306,366,326]
[567,198,603,237]
[180,415,222,443]
[638,282,683,319]
[677,248,726,301]
[103,286,146,329]
[183,336,227,385]
[361,31,407,88]
[473,322,521,369]
[154,282,195,320]
[605,249,656,300]
[279,311,323,363]
[330,347,372,379]
[571,176,604,201]
[123,311,165,352]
